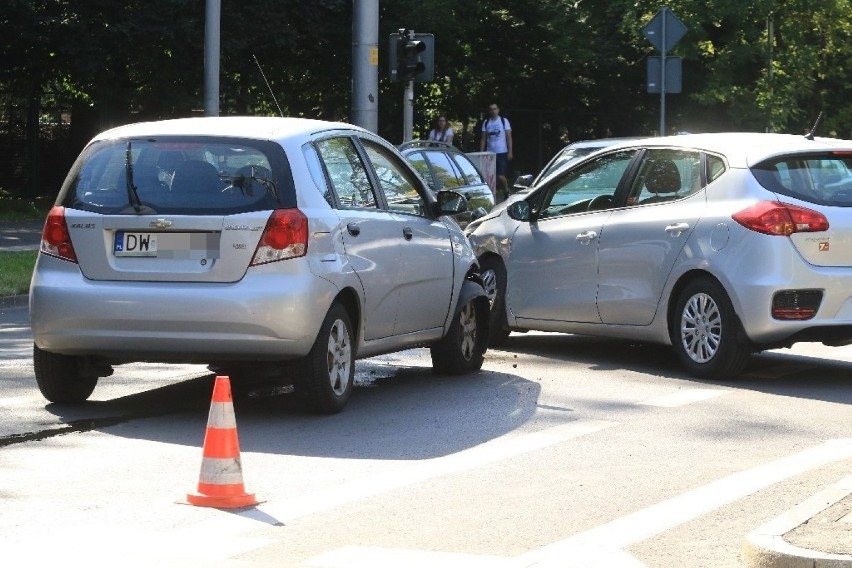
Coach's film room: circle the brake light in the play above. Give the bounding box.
[732,201,829,236]
[251,209,308,266]
[40,206,78,263]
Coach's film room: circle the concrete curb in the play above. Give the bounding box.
[0,294,28,310]
[742,476,852,568]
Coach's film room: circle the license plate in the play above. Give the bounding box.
[113,231,220,259]
[114,232,158,257]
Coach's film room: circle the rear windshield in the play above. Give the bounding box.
[59,136,295,215]
[752,153,852,207]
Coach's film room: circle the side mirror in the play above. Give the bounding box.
[469,206,487,222]
[513,174,533,191]
[506,200,531,221]
[436,189,468,214]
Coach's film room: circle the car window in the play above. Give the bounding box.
[362,141,427,216]
[302,143,334,206]
[315,137,378,209]
[752,153,852,206]
[707,154,727,183]
[627,149,703,206]
[62,137,289,215]
[452,153,485,185]
[405,151,435,190]
[423,150,464,189]
[538,150,637,219]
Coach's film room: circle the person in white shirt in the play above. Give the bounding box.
[479,103,513,201]
[428,115,454,145]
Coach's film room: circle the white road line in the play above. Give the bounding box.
[173,419,620,542]
[518,438,852,565]
[638,388,726,407]
[257,418,619,524]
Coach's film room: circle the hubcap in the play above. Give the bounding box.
[481,269,498,307]
[458,303,477,360]
[326,319,351,395]
[680,292,722,364]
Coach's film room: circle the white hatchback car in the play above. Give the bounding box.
[466,132,852,379]
[30,117,489,412]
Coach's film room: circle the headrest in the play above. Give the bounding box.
[645,159,681,194]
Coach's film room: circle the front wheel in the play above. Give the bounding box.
[479,257,511,346]
[670,277,751,379]
[297,303,355,414]
[430,296,488,374]
[33,345,98,403]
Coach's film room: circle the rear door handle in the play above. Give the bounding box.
[402,227,413,241]
[347,223,360,237]
[665,222,690,237]
[575,230,597,245]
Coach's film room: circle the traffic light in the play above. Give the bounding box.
[398,30,425,79]
[388,30,434,82]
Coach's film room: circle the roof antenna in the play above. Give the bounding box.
[253,54,284,118]
[804,111,823,140]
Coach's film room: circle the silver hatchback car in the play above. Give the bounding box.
[30,117,489,412]
[466,132,852,379]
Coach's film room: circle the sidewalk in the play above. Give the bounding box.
[742,476,852,567]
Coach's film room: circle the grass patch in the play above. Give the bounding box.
[0,251,38,296]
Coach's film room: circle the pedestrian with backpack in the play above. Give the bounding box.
[479,102,513,202]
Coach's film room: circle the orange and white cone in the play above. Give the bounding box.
[186,375,259,508]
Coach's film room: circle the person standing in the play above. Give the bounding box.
[428,115,454,145]
[480,103,513,201]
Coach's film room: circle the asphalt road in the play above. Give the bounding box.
[2,303,852,567]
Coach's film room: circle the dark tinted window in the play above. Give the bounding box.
[61,137,292,215]
[752,153,852,206]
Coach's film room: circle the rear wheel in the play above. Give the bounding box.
[33,345,98,403]
[430,296,487,374]
[297,303,354,414]
[479,256,511,346]
[670,277,751,379]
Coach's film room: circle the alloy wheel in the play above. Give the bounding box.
[679,292,722,364]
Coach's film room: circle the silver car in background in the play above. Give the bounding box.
[466,132,852,379]
[30,117,489,412]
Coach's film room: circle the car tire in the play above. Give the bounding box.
[479,256,511,346]
[670,277,752,379]
[33,344,98,403]
[297,303,355,414]
[430,295,488,374]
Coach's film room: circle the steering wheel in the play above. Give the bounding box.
[586,194,612,211]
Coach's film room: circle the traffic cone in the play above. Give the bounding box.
[185,376,259,508]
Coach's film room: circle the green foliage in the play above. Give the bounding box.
[2,0,851,176]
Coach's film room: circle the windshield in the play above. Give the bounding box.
[60,136,293,215]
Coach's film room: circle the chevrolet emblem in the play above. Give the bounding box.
[149,219,173,228]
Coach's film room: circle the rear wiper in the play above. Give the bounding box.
[125,141,144,213]
[231,167,278,198]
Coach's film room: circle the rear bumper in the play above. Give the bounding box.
[30,256,337,363]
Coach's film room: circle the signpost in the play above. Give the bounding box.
[642,7,687,135]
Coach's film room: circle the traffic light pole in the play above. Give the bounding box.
[403,80,414,142]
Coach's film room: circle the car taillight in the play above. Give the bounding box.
[251,209,308,266]
[732,201,829,236]
[772,290,822,320]
[40,206,78,263]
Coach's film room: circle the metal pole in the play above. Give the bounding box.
[352,0,379,132]
[204,0,220,117]
[403,80,414,141]
[660,9,667,136]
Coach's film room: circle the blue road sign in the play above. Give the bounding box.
[641,7,687,53]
